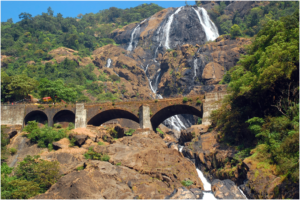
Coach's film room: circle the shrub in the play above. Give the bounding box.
[191,132,196,138]
[116,162,121,166]
[69,137,77,147]
[84,147,110,161]
[76,166,84,171]
[37,105,45,110]
[181,180,193,186]
[182,97,188,103]
[15,155,60,193]
[196,100,202,105]
[1,162,13,175]
[68,122,75,130]
[156,128,164,136]
[98,141,104,145]
[155,99,158,103]
[197,118,202,125]
[24,121,67,150]
[125,129,135,136]
[9,148,17,155]
[1,126,10,162]
[53,123,62,128]
[107,127,118,138]
[48,104,52,108]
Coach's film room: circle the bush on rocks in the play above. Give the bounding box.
[24,121,67,151]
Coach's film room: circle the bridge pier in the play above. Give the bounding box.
[75,103,87,128]
[139,105,153,130]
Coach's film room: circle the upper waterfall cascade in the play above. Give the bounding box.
[164,6,183,49]
[192,7,219,42]
[127,19,147,51]
[106,58,112,68]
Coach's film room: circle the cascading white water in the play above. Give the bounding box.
[177,145,217,200]
[127,19,147,51]
[164,6,183,49]
[106,58,112,68]
[179,145,184,152]
[192,7,219,42]
[238,187,248,199]
[193,59,198,79]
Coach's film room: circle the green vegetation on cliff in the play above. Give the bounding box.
[205,1,299,37]
[212,10,299,181]
[1,155,60,199]
[1,3,163,103]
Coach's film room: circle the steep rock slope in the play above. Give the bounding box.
[109,5,251,97]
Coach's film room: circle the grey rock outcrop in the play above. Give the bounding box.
[211,179,247,199]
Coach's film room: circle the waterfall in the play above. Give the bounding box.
[238,187,248,199]
[192,7,219,42]
[178,145,217,200]
[106,58,112,68]
[164,6,183,49]
[127,19,147,51]
[193,59,198,79]
[152,70,161,93]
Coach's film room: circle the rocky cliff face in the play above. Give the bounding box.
[109,5,250,98]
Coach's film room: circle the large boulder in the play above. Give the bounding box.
[178,128,195,145]
[211,179,246,199]
[52,138,70,150]
[93,131,204,190]
[33,159,183,199]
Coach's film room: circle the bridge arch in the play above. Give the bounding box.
[53,110,75,127]
[88,109,139,126]
[24,110,48,126]
[151,104,203,131]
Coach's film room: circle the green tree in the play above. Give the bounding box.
[230,24,242,39]
[38,78,77,103]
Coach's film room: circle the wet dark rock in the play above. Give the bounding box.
[211,179,246,199]
[178,128,194,145]
[181,147,195,160]
[190,188,204,199]
[71,134,88,146]
[9,130,17,138]
[165,187,196,199]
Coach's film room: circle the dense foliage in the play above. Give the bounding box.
[1,3,163,103]
[211,10,299,181]
[24,121,68,150]
[1,155,60,199]
[1,126,10,163]
[202,1,299,36]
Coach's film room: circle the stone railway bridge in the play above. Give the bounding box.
[1,92,226,131]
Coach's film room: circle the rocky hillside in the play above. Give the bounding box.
[3,122,252,199]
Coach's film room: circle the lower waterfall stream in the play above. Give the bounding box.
[179,145,217,199]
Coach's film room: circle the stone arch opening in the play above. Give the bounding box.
[151,104,203,131]
[53,110,75,128]
[88,109,139,126]
[24,110,48,126]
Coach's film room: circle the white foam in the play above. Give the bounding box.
[192,7,219,42]
[164,7,183,49]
